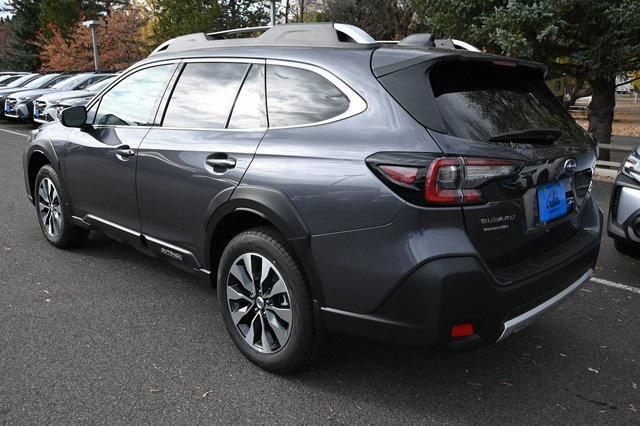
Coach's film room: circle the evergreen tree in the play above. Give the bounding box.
[148,0,269,46]
[2,0,41,71]
[411,0,640,157]
[38,0,81,39]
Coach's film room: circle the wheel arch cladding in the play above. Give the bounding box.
[204,185,326,304]
[27,149,53,201]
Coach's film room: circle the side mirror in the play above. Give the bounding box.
[60,105,87,128]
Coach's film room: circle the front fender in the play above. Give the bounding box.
[23,134,60,202]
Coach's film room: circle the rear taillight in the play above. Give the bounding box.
[425,157,521,205]
[379,165,418,185]
[368,153,522,207]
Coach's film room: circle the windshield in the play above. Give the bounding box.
[22,74,60,89]
[430,62,586,143]
[6,74,37,88]
[86,76,116,92]
[50,74,92,90]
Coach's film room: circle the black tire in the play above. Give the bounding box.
[217,226,321,373]
[614,238,639,257]
[34,165,89,248]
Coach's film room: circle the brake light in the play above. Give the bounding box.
[379,165,418,185]
[424,157,521,205]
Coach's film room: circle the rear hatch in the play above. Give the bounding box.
[373,50,597,283]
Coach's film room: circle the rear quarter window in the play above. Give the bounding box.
[266,64,350,127]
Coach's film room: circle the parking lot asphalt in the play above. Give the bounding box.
[1,122,639,424]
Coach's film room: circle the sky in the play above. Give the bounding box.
[0,0,11,19]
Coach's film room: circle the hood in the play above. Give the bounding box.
[63,95,94,107]
[6,88,54,101]
[37,89,92,104]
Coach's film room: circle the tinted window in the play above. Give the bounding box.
[429,62,587,143]
[23,74,61,89]
[6,74,37,88]
[86,76,116,92]
[51,74,92,90]
[228,64,267,129]
[77,75,107,90]
[95,65,174,126]
[163,62,249,128]
[266,65,349,127]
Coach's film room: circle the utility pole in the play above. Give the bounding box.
[270,0,276,26]
[83,20,100,71]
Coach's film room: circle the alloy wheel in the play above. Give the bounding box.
[37,178,62,238]
[226,253,292,353]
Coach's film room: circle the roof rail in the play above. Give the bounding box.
[376,37,481,52]
[147,23,482,57]
[206,26,272,39]
[149,23,378,56]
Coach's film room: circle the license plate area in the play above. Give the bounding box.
[537,181,569,224]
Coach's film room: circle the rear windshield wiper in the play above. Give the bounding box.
[489,128,562,144]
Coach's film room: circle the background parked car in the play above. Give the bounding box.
[2,73,70,120]
[4,72,110,121]
[0,73,41,117]
[572,95,592,111]
[0,74,28,87]
[34,74,116,124]
[608,145,640,255]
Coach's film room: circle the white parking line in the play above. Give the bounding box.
[0,127,29,138]
[591,277,640,294]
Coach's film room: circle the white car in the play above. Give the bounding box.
[572,95,591,110]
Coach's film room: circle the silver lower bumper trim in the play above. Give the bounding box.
[497,268,593,342]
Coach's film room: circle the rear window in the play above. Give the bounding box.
[429,62,582,142]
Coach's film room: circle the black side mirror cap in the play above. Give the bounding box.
[60,105,87,128]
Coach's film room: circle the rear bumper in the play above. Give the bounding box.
[319,195,602,348]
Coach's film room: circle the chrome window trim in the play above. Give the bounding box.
[87,57,367,132]
[182,57,265,65]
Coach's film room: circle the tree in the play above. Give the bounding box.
[321,0,414,40]
[411,0,640,158]
[1,0,41,71]
[38,0,82,39]
[147,0,268,47]
[39,8,149,71]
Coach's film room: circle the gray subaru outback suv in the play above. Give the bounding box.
[23,23,602,373]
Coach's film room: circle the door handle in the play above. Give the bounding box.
[115,145,135,159]
[206,156,237,170]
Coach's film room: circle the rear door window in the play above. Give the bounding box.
[266,64,350,127]
[162,62,249,129]
[228,64,267,129]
